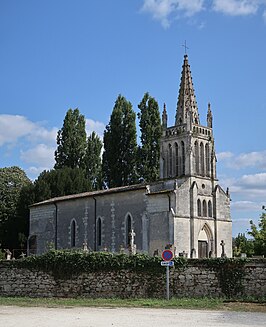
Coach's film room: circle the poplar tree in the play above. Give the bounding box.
[103,95,138,188]
[85,131,102,190]
[138,92,162,182]
[54,108,87,169]
[0,167,31,250]
[33,168,91,202]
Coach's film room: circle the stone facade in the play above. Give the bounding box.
[0,260,265,298]
[29,55,232,258]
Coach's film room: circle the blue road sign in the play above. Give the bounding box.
[161,261,174,267]
[162,249,174,261]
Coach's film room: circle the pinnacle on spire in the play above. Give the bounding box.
[162,103,167,129]
[175,55,199,127]
[207,102,213,128]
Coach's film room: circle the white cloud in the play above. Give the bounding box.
[28,127,58,145]
[212,0,259,16]
[141,0,266,26]
[20,144,55,168]
[218,150,266,170]
[231,200,261,211]
[219,170,266,209]
[26,166,52,179]
[0,114,57,146]
[225,173,266,205]
[263,9,266,21]
[141,0,204,28]
[86,118,105,139]
[0,115,36,146]
[238,172,266,189]
[0,114,106,180]
[217,151,234,161]
[233,151,266,169]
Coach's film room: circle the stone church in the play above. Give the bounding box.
[29,55,232,258]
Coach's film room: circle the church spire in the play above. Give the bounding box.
[162,103,167,129]
[207,102,213,128]
[175,55,199,127]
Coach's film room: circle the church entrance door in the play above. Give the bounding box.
[198,241,208,258]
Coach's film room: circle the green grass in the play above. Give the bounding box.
[0,297,265,312]
[0,296,223,309]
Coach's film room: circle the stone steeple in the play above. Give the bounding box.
[207,102,213,128]
[175,55,200,128]
[162,103,167,129]
[160,54,217,181]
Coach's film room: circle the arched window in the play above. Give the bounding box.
[208,201,212,217]
[205,144,210,177]
[203,200,207,217]
[194,141,199,175]
[97,218,102,247]
[181,141,185,175]
[197,199,202,217]
[126,214,132,247]
[175,143,179,176]
[71,220,76,248]
[200,142,205,176]
[168,144,173,177]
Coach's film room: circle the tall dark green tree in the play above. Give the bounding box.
[15,183,35,250]
[0,167,31,250]
[103,95,138,188]
[85,131,102,190]
[137,92,162,182]
[55,108,87,169]
[33,167,91,202]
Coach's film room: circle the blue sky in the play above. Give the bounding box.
[1,0,266,236]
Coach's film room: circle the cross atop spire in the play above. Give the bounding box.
[182,40,189,55]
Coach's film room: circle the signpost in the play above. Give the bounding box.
[161,250,174,300]
[161,261,174,267]
[162,249,174,261]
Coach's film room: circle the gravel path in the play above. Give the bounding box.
[0,306,265,327]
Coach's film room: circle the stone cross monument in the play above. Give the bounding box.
[129,229,136,255]
[220,240,226,258]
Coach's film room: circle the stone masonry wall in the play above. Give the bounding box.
[0,260,265,298]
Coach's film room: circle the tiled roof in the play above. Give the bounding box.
[30,183,147,207]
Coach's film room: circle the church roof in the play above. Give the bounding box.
[30,183,147,207]
[175,55,199,126]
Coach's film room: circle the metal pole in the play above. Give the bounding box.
[166,265,170,300]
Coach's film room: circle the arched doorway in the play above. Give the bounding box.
[198,224,213,258]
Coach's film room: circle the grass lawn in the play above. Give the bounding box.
[0,297,265,312]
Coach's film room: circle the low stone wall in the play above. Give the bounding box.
[0,260,265,298]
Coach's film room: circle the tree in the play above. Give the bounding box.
[54,108,87,169]
[137,92,162,182]
[233,233,254,257]
[15,183,35,251]
[248,213,266,256]
[33,167,91,202]
[0,167,31,250]
[85,131,102,190]
[103,95,138,188]
[33,170,52,202]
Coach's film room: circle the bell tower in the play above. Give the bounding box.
[159,54,231,259]
[160,55,216,181]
